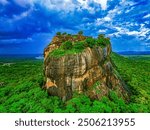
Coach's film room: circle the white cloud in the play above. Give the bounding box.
[98,29,107,33]
[120,0,135,6]
[12,9,32,21]
[107,32,121,37]
[13,0,76,12]
[125,7,134,14]
[105,0,136,21]
[94,0,149,40]
[77,0,88,8]
[105,6,120,21]
[143,14,150,19]
[93,0,108,10]
[95,18,103,25]
[77,0,108,10]
[125,9,130,13]
[108,29,142,38]
[145,21,150,24]
[139,25,150,37]
[95,16,111,25]
[115,27,122,32]
[103,16,111,21]
[0,0,8,5]
[94,5,121,28]
[128,22,138,26]
[111,24,150,40]
[13,0,35,7]
[126,31,139,36]
[44,0,76,12]
[13,0,108,13]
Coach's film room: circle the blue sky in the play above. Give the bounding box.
[0,0,150,54]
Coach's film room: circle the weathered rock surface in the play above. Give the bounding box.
[44,35,129,101]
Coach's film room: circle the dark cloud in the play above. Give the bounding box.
[0,0,30,18]
[0,0,150,54]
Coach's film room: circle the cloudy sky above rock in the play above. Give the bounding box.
[0,0,150,54]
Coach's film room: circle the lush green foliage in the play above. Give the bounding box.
[96,34,110,46]
[111,53,150,111]
[56,32,61,36]
[78,30,83,35]
[49,47,83,58]
[62,41,73,50]
[49,33,110,58]
[85,37,96,48]
[0,53,150,113]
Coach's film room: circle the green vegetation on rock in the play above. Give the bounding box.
[49,47,83,58]
[49,32,110,58]
[78,30,83,35]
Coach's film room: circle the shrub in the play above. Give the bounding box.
[65,94,92,113]
[97,34,110,46]
[98,34,105,39]
[50,49,65,57]
[96,38,106,46]
[56,32,61,36]
[0,105,6,113]
[74,41,85,50]
[108,91,119,102]
[62,32,67,35]
[85,37,96,48]
[91,101,112,113]
[62,41,73,50]
[78,30,83,35]
[105,38,111,45]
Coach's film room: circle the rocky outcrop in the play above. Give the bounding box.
[44,35,129,101]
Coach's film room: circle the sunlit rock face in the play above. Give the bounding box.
[44,35,129,101]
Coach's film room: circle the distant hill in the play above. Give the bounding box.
[0,54,43,59]
[0,54,43,62]
[116,51,150,55]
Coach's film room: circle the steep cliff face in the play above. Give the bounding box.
[44,34,129,101]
